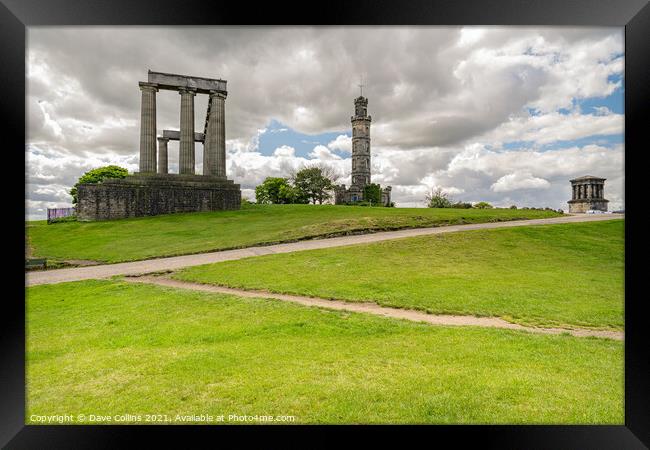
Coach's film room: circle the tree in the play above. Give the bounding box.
[292,164,338,205]
[473,201,493,209]
[425,187,452,208]
[255,177,301,204]
[70,165,128,204]
[363,183,382,205]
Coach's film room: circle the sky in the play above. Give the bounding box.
[26,26,624,219]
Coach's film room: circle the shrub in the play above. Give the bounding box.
[70,165,128,204]
[473,201,493,209]
[425,188,452,208]
[363,183,382,205]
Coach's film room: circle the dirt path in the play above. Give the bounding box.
[125,276,623,341]
[26,213,623,286]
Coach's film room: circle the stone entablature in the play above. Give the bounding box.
[568,175,609,213]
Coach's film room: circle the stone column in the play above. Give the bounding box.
[203,132,212,176]
[139,82,158,173]
[203,91,227,177]
[157,137,169,174]
[179,88,197,175]
[572,185,576,200]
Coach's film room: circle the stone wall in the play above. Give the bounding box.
[77,173,241,221]
[567,199,609,213]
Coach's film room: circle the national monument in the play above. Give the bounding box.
[77,70,241,221]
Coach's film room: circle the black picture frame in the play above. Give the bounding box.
[4,0,648,447]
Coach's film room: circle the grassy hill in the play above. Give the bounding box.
[26,280,622,424]
[175,220,624,330]
[26,204,561,264]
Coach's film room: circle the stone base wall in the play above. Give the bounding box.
[567,199,609,213]
[334,184,392,206]
[77,173,241,221]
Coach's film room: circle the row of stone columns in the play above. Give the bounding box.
[572,183,604,200]
[139,83,226,177]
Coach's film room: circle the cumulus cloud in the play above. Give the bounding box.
[327,134,352,153]
[308,145,341,160]
[25,26,625,218]
[491,172,551,192]
[273,145,296,157]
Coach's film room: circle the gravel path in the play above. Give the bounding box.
[126,276,624,341]
[26,213,623,286]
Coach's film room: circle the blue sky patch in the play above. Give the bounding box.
[258,119,349,158]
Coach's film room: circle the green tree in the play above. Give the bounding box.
[255,177,298,204]
[363,183,382,205]
[473,201,493,209]
[292,165,337,205]
[425,187,452,208]
[70,165,128,204]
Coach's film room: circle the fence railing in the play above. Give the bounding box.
[47,207,76,223]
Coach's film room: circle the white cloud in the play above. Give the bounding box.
[309,145,341,160]
[273,145,296,157]
[491,171,551,192]
[327,134,352,153]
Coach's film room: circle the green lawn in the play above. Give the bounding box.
[175,220,624,330]
[26,204,561,263]
[26,280,623,424]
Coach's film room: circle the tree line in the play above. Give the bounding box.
[255,164,339,205]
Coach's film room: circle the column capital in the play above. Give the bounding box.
[139,82,159,92]
[179,87,197,96]
[157,136,170,143]
[209,90,227,99]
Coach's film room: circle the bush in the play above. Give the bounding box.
[363,183,382,205]
[70,165,128,204]
[425,188,452,208]
[509,205,517,209]
[452,202,472,209]
[473,201,493,209]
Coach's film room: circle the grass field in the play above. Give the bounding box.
[25,204,561,263]
[175,220,624,330]
[26,280,623,424]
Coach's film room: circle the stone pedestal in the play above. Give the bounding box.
[76,173,241,221]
